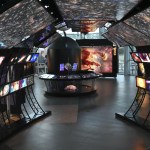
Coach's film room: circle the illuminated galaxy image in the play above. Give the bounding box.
[81,46,113,73]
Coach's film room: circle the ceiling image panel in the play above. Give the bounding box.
[107,22,150,46]
[124,7,150,38]
[15,25,56,48]
[102,32,130,47]
[66,19,107,32]
[0,0,54,48]
[55,0,142,21]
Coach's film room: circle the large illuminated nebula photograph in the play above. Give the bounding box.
[81,46,113,73]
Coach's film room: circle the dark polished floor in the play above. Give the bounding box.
[2,75,150,150]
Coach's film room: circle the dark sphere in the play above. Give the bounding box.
[47,36,81,74]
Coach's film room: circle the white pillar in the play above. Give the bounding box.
[124,46,130,76]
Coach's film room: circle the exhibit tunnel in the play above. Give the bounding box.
[0,0,150,149]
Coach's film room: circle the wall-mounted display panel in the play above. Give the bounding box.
[0,75,34,97]
[130,53,142,63]
[130,52,150,63]
[0,84,10,97]
[0,57,5,65]
[77,39,117,77]
[136,77,146,89]
[81,46,113,74]
[37,33,61,48]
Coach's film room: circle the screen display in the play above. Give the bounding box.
[0,57,5,65]
[10,57,18,63]
[30,54,39,62]
[0,0,54,48]
[10,81,20,93]
[38,33,61,48]
[60,64,65,71]
[26,55,32,62]
[136,77,146,89]
[18,55,27,63]
[138,63,145,75]
[19,78,27,89]
[138,53,150,62]
[0,84,10,97]
[81,46,113,73]
[146,80,150,91]
[72,63,78,71]
[130,53,142,63]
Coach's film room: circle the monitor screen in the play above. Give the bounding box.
[19,78,27,89]
[72,63,78,71]
[0,84,10,97]
[10,56,18,64]
[136,77,146,89]
[146,80,150,91]
[138,53,150,62]
[60,63,65,71]
[26,55,32,62]
[29,54,39,62]
[130,53,142,63]
[0,56,5,65]
[10,81,20,93]
[37,32,61,48]
[18,55,27,63]
[81,46,113,73]
[138,63,145,75]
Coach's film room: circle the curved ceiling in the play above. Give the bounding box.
[55,0,142,21]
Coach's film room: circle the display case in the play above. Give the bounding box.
[116,46,150,131]
[39,71,101,96]
[0,48,50,142]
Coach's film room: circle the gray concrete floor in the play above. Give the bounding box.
[2,75,150,150]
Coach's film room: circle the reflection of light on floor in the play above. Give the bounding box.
[44,105,78,124]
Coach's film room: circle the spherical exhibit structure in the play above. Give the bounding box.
[47,36,81,74]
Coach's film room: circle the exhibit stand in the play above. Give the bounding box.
[0,49,51,142]
[116,50,150,131]
[115,86,150,131]
[39,71,101,96]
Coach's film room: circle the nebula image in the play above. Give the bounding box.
[81,46,113,73]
